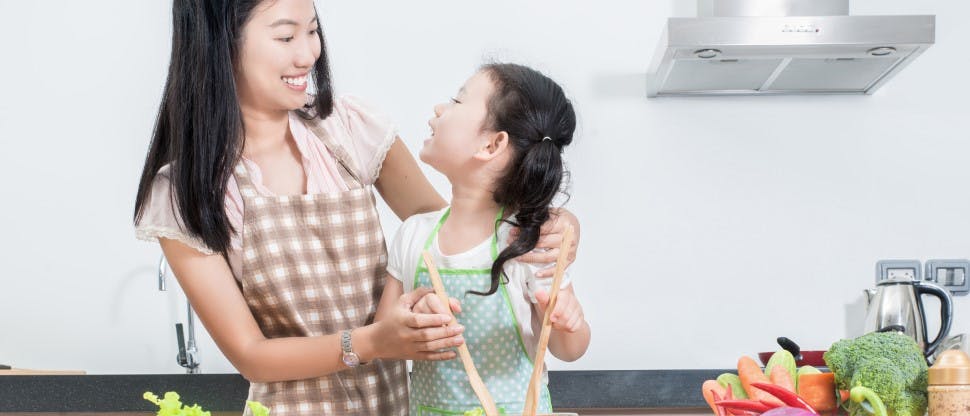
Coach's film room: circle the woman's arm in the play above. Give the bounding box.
[375,138,580,276]
[512,208,582,278]
[374,138,447,220]
[159,238,463,383]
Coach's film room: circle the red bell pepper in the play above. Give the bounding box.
[751,382,819,414]
[714,399,778,414]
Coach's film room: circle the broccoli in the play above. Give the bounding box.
[823,332,928,416]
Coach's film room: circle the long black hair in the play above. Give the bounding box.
[133,0,334,254]
[475,63,576,296]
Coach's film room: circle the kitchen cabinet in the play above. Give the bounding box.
[0,371,719,415]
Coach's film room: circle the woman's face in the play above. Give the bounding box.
[236,0,321,112]
[421,71,496,176]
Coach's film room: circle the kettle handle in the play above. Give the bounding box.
[916,281,953,357]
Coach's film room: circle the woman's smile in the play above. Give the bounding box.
[282,73,308,91]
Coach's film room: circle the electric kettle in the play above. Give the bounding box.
[863,277,953,358]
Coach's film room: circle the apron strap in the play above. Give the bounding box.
[232,162,260,198]
[490,206,504,260]
[421,208,451,252]
[420,206,506,262]
[231,116,363,195]
[304,117,365,188]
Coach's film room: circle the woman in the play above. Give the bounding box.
[133,0,580,415]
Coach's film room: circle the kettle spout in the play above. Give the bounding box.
[863,288,877,308]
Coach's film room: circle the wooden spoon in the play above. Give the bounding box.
[522,224,575,416]
[422,251,499,416]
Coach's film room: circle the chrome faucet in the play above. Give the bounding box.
[158,255,200,374]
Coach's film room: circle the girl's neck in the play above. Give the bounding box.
[240,104,291,158]
[437,184,502,256]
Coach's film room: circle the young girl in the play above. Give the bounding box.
[379,63,591,415]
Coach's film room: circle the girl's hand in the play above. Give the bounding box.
[412,291,462,316]
[509,208,580,278]
[533,286,586,333]
[369,287,465,361]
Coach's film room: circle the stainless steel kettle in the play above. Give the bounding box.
[863,277,953,358]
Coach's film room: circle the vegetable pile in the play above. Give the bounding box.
[143,391,270,416]
[823,331,929,416]
[701,351,844,415]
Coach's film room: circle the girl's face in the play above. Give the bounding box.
[421,71,498,177]
[236,0,321,113]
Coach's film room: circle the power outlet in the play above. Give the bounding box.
[925,259,970,296]
[876,260,922,283]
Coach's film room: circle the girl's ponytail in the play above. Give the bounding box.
[473,63,575,296]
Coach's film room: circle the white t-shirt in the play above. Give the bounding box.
[386,207,571,364]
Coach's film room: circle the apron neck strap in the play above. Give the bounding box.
[232,161,259,196]
[303,118,364,187]
[423,207,505,261]
[232,116,364,196]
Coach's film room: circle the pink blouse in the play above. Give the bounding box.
[135,95,398,278]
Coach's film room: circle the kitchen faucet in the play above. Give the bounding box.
[158,255,200,374]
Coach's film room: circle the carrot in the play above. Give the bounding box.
[797,372,837,412]
[769,365,796,393]
[702,380,728,415]
[737,356,784,407]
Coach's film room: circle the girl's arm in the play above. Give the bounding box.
[374,138,447,220]
[159,238,463,383]
[534,286,590,362]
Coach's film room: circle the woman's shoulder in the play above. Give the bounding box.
[134,163,218,255]
[295,93,397,183]
[139,164,175,195]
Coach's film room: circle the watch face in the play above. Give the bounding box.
[342,352,360,367]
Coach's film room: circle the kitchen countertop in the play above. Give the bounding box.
[0,370,724,413]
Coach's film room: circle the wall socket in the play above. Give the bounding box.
[876,260,922,282]
[875,259,969,296]
[925,259,970,296]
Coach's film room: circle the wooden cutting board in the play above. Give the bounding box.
[0,369,86,375]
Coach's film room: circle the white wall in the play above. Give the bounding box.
[1,0,967,374]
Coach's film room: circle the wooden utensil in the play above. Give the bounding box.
[0,368,86,375]
[422,251,499,416]
[522,224,574,416]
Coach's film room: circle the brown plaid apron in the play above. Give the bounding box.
[235,120,407,415]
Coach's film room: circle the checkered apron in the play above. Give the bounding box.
[236,121,407,415]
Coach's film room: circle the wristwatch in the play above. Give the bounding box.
[340,329,361,368]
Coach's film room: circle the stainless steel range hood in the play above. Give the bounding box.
[646,0,935,97]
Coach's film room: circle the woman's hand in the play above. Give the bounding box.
[412,291,462,316]
[509,208,580,278]
[534,286,586,333]
[366,287,465,362]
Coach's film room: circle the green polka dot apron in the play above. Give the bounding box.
[409,208,553,415]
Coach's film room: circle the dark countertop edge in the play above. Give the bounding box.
[0,369,729,412]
